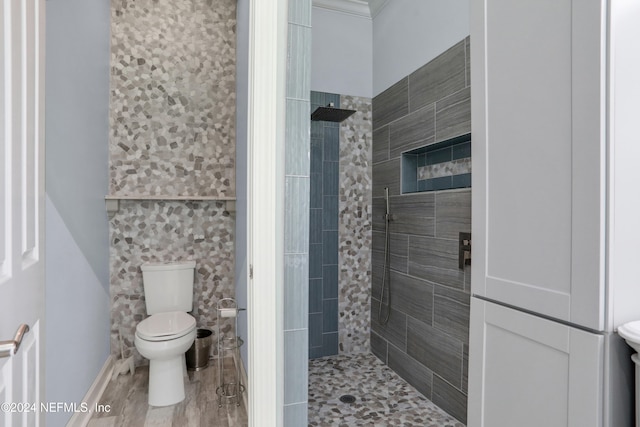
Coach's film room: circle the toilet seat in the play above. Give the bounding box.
[136,311,196,342]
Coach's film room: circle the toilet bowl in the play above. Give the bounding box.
[618,320,640,427]
[133,260,197,407]
[135,311,197,406]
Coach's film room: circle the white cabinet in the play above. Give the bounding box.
[470,0,606,330]
[468,299,603,427]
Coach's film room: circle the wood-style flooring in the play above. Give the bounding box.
[88,362,247,427]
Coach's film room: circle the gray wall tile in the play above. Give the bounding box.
[433,375,467,424]
[402,155,418,193]
[452,173,471,189]
[370,330,388,363]
[431,176,453,191]
[310,173,322,208]
[310,91,324,106]
[310,138,323,173]
[284,177,310,253]
[388,344,433,399]
[323,126,340,161]
[371,247,407,277]
[322,195,338,230]
[322,332,338,356]
[309,346,323,359]
[408,262,465,291]
[465,36,470,88]
[407,317,462,389]
[309,313,322,348]
[372,158,401,198]
[322,162,339,196]
[309,244,322,279]
[373,126,390,164]
[322,265,338,299]
[388,194,436,236]
[462,344,469,391]
[371,197,386,231]
[288,0,311,26]
[409,40,466,112]
[284,329,308,404]
[435,189,471,239]
[311,120,323,140]
[433,285,470,343]
[389,270,434,326]
[309,209,322,244]
[322,299,338,333]
[389,105,435,159]
[309,279,322,313]
[435,87,471,142]
[285,24,311,100]
[371,299,407,351]
[322,231,338,265]
[284,254,309,330]
[373,77,409,129]
[372,231,408,257]
[452,141,471,160]
[284,402,308,427]
[285,99,311,176]
[409,235,459,271]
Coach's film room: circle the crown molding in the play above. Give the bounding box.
[368,0,389,18]
[312,0,372,19]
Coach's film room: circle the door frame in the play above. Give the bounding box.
[246,0,288,426]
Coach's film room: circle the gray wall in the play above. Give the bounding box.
[235,0,250,372]
[45,1,111,426]
[371,37,471,424]
[282,1,312,425]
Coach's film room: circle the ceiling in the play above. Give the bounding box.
[312,0,390,19]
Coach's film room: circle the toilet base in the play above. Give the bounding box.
[148,354,187,406]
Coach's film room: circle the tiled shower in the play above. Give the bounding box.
[370,38,472,423]
[304,36,472,425]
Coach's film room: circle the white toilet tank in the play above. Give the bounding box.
[141,261,196,315]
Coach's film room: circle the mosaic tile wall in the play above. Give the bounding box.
[110,201,235,365]
[338,95,372,355]
[108,0,238,363]
[110,0,236,197]
[371,37,471,424]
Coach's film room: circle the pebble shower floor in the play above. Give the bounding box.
[308,353,465,426]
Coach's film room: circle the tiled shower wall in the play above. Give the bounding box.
[309,92,372,359]
[283,0,312,425]
[309,91,341,359]
[108,0,237,362]
[371,37,471,424]
[338,95,372,355]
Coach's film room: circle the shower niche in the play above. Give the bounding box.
[401,133,471,194]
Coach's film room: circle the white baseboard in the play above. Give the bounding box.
[66,355,114,427]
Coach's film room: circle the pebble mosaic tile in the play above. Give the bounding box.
[338,95,373,355]
[109,200,235,365]
[110,0,236,197]
[309,353,465,426]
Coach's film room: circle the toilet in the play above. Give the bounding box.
[134,261,197,407]
[617,321,640,426]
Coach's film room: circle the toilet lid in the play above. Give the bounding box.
[618,320,640,343]
[136,311,196,341]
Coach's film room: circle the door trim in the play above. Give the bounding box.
[247,0,288,426]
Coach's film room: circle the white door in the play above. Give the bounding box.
[0,1,45,426]
[470,0,607,330]
[467,298,603,427]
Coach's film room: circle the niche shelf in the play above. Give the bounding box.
[401,134,471,194]
[105,195,236,218]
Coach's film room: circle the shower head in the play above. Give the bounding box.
[310,103,356,122]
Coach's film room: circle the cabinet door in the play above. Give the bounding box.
[470,0,606,329]
[468,298,603,427]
